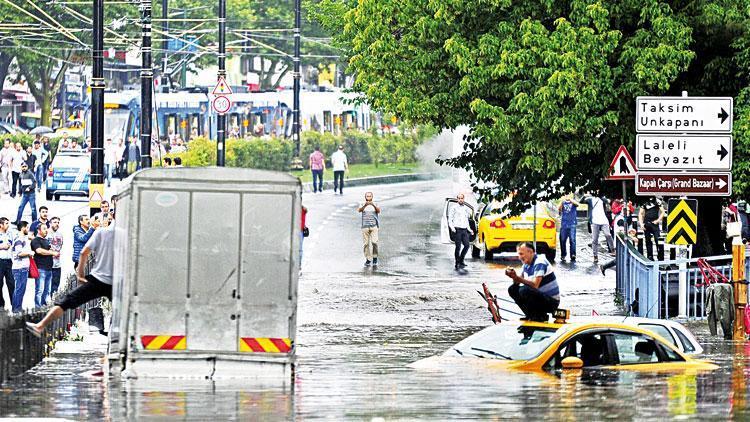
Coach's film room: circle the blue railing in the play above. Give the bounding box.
[615,234,749,319]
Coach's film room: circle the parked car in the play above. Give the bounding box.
[474,201,558,261]
[46,151,89,200]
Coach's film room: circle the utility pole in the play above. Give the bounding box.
[90,0,104,216]
[292,0,301,159]
[216,0,226,166]
[161,0,169,93]
[140,0,153,168]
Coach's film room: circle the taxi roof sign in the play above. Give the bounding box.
[606,145,637,180]
[212,76,233,95]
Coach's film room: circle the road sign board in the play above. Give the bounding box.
[89,183,104,209]
[212,95,231,114]
[606,145,637,180]
[636,134,732,172]
[212,76,233,95]
[666,199,698,245]
[636,96,733,133]
[636,172,731,196]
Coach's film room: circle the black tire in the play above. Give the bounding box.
[54,194,60,201]
[545,248,557,262]
[484,244,494,261]
[46,191,53,201]
[471,245,481,258]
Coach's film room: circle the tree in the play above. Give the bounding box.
[4,2,138,126]
[317,0,749,255]
[16,51,71,127]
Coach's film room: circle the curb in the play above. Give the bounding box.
[300,172,443,193]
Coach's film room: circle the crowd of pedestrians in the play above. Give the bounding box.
[0,201,114,314]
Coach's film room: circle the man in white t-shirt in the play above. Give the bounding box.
[26,223,115,337]
[330,145,348,195]
[104,138,118,187]
[0,139,13,195]
[584,193,614,263]
[9,143,26,197]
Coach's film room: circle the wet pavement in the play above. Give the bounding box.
[0,180,746,419]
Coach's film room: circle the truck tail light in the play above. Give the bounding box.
[543,219,555,229]
[490,219,506,229]
[48,167,53,177]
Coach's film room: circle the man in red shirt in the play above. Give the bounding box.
[308,146,326,193]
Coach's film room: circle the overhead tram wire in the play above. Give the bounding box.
[0,0,85,46]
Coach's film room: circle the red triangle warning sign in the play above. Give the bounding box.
[212,76,233,95]
[90,190,103,203]
[606,145,637,180]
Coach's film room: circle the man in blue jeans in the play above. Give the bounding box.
[30,223,59,307]
[0,217,14,310]
[11,221,33,312]
[558,194,581,262]
[15,162,37,225]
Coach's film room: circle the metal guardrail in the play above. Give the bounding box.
[0,274,96,384]
[616,234,748,319]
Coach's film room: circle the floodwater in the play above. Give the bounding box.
[0,181,743,419]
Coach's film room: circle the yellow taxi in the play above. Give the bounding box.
[474,201,558,261]
[410,319,717,374]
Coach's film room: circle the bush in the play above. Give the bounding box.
[168,127,435,171]
[166,136,293,171]
[299,129,431,169]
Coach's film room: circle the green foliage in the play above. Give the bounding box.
[300,130,427,167]
[166,137,292,171]
[316,0,749,215]
[172,130,429,170]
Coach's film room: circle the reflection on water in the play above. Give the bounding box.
[1,323,748,419]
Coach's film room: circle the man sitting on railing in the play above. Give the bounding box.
[25,217,114,338]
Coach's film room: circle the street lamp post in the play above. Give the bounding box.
[161,0,169,93]
[90,0,104,216]
[140,0,153,169]
[216,0,226,166]
[292,0,301,158]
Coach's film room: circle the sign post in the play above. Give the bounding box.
[606,145,637,230]
[636,94,740,331]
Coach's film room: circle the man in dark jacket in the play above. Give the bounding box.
[124,137,141,176]
[15,162,37,224]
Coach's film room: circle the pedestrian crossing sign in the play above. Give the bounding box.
[606,145,637,180]
[667,199,698,245]
[212,76,233,95]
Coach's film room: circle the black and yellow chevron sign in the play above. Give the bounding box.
[667,199,698,245]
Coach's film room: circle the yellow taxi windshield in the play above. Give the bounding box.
[449,324,564,361]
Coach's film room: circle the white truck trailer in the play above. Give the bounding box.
[107,167,301,380]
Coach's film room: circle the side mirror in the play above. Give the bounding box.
[561,356,583,369]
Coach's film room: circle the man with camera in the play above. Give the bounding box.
[357,192,381,267]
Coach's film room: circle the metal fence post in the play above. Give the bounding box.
[678,246,688,318]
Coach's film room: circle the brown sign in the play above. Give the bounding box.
[636,173,731,196]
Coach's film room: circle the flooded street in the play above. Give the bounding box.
[0,180,744,419]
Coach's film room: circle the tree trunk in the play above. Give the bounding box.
[0,53,13,94]
[272,64,291,89]
[40,94,51,128]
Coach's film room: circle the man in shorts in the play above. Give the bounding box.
[25,220,115,337]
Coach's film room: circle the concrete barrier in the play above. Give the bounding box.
[0,275,97,383]
[300,172,443,193]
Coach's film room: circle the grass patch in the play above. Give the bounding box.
[291,162,421,183]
